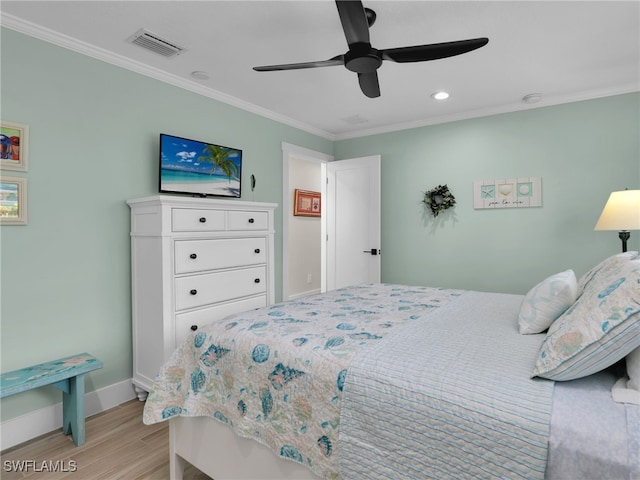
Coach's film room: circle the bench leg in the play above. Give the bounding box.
[62,374,86,446]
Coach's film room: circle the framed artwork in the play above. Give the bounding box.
[473,177,542,209]
[294,189,321,217]
[0,121,28,172]
[0,176,27,225]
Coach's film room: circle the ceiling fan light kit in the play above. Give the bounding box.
[253,1,489,99]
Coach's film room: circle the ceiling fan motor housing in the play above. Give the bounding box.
[345,42,382,73]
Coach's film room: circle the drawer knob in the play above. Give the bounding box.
[199,217,207,223]
[254,278,261,284]
[254,248,261,254]
[190,253,197,259]
[190,289,198,295]
[248,218,255,224]
[190,325,198,331]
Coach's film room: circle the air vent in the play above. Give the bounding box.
[127,29,186,57]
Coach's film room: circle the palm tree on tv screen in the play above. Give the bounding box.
[199,144,239,182]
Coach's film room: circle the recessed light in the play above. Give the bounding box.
[431,91,450,100]
[191,71,210,80]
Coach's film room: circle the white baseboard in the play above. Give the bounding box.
[0,379,137,451]
[287,288,321,301]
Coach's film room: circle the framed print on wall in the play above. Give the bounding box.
[294,189,321,217]
[0,121,28,172]
[473,177,542,209]
[0,176,27,225]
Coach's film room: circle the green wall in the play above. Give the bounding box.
[335,93,640,293]
[0,28,332,421]
[1,26,639,423]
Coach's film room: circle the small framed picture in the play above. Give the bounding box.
[1,121,28,172]
[294,189,321,217]
[0,176,27,225]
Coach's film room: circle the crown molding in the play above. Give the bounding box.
[2,13,638,143]
[332,84,640,141]
[0,14,337,141]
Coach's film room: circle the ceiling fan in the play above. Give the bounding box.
[253,1,489,98]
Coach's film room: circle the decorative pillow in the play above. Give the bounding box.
[576,251,638,297]
[533,256,640,381]
[518,270,577,334]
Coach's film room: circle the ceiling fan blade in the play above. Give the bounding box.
[381,38,489,63]
[358,71,380,98]
[253,56,344,71]
[336,0,370,46]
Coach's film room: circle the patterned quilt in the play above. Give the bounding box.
[143,284,464,479]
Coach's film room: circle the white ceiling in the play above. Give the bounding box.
[2,1,639,140]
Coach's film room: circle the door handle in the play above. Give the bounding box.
[362,249,379,255]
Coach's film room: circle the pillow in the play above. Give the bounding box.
[576,251,638,297]
[518,270,577,334]
[533,256,640,381]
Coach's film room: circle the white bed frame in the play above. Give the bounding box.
[170,416,322,480]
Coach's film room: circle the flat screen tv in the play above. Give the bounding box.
[159,133,242,198]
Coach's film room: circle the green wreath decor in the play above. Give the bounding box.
[423,184,456,217]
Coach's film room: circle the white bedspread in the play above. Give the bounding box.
[337,291,555,480]
[546,369,640,480]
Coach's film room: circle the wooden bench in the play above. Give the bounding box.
[0,353,103,446]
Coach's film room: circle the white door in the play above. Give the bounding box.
[326,155,381,290]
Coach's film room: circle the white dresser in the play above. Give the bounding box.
[127,195,277,400]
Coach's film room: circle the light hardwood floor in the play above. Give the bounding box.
[1,400,211,479]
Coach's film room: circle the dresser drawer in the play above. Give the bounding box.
[172,208,226,232]
[174,295,267,347]
[228,211,268,230]
[175,238,266,274]
[175,266,266,311]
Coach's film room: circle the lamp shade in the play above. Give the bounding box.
[594,189,640,231]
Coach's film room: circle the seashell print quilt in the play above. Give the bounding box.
[143,283,464,479]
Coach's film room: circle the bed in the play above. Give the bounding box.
[143,252,640,480]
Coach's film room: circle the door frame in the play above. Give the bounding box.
[281,142,333,301]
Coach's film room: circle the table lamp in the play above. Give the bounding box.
[594,189,640,252]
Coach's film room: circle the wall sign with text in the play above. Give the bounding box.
[473,177,541,209]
